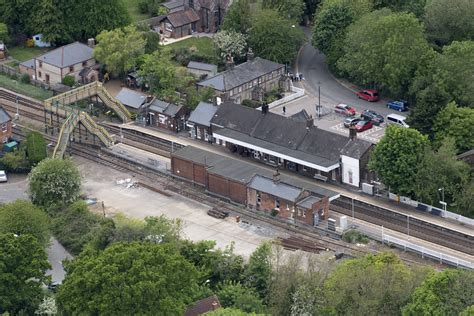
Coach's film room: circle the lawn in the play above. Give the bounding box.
[122,0,150,22]
[0,73,53,100]
[165,37,218,62]
[8,46,51,62]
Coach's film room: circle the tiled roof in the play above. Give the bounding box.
[148,99,183,117]
[35,42,93,68]
[188,101,218,127]
[166,9,199,27]
[187,61,218,73]
[249,175,302,202]
[296,195,321,209]
[0,106,11,124]
[115,88,148,109]
[184,295,221,316]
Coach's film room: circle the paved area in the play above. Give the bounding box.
[0,173,28,203]
[46,238,73,284]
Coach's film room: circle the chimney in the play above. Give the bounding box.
[87,38,96,48]
[349,126,357,140]
[247,48,254,61]
[273,168,280,184]
[306,115,314,129]
[261,102,269,114]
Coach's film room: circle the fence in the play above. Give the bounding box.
[0,64,50,90]
[268,85,305,109]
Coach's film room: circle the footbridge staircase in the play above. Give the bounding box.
[45,81,131,159]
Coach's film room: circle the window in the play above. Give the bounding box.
[302,210,306,218]
[196,127,201,139]
[253,79,258,85]
[38,71,42,78]
[165,23,173,32]
[229,90,233,97]
[256,192,261,205]
[348,170,353,184]
[204,129,209,141]
[69,65,74,72]
[1,124,7,132]
[302,166,307,172]
[38,61,43,68]
[275,199,280,210]
[269,155,276,164]
[263,154,268,161]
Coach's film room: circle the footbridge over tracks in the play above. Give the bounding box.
[44,81,132,158]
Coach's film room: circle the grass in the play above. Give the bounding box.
[122,0,150,22]
[0,73,53,100]
[166,37,218,61]
[5,61,19,69]
[8,46,51,62]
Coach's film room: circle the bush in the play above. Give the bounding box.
[138,0,150,13]
[270,209,279,217]
[0,149,31,172]
[62,75,75,87]
[26,131,46,165]
[20,73,30,84]
[342,230,370,244]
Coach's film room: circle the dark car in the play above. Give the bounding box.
[387,100,409,112]
[356,89,380,102]
[335,104,356,116]
[355,120,373,132]
[343,117,362,128]
[361,109,384,125]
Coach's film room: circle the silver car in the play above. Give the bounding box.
[0,170,7,183]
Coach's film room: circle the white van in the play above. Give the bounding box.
[386,114,409,128]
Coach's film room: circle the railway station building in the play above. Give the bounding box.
[0,106,12,143]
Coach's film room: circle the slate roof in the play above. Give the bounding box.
[211,102,373,163]
[162,0,185,11]
[188,102,218,127]
[197,57,284,91]
[35,42,93,68]
[142,15,167,27]
[115,88,148,109]
[296,195,321,209]
[0,106,11,124]
[290,109,311,122]
[184,295,221,316]
[166,9,199,27]
[249,175,302,202]
[148,99,183,117]
[20,58,35,69]
[187,61,217,73]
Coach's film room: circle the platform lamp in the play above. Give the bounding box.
[438,188,447,216]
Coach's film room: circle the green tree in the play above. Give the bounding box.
[0,149,30,172]
[433,102,474,153]
[325,252,430,316]
[213,30,247,61]
[26,131,46,165]
[414,138,470,208]
[34,0,71,44]
[424,0,474,46]
[374,0,426,17]
[94,25,146,77]
[262,0,305,22]
[139,50,177,98]
[0,22,9,43]
[249,10,305,64]
[403,269,474,316]
[57,242,200,315]
[217,281,265,313]
[0,233,50,314]
[338,9,431,96]
[369,125,428,195]
[28,158,81,210]
[0,200,50,246]
[243,242,273,300]
[455,181,474,218]
[205,308,265,315]
[221,0,252,34]
[0,0,39,35]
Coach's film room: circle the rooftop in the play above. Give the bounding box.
[148,99,183,117]
[184,295,221,316]
[35,42,93,68]
[0,106,12,124]
[249,175,302,202]
[187,61,218,72]
[166,9,199,27]
[115,88,148,109]
[187,102,218,127]
[296,195,322,209]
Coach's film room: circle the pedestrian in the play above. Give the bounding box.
[295,72,300,81]
[299,73,303,81]
[283,106,286,114]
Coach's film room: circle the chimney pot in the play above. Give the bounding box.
[306,115,314,129]
[349,126,357,140]
[87,38,96,48]
[247,48,255,61]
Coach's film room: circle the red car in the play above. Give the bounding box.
[335,104,356,116]
[354,120,373,132]
[356,89,380,102]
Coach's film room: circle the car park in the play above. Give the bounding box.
[387,100,408,112]
[0,170,7,183]
[354,120,373,132]
[361,109,384,125]
[335,104,356,116]
[343,117,362,128]
[356,89,379,102]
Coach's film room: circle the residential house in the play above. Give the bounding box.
[20,42,98,85]
[186,101,218,141]
[147,99,188,132]
[197,56,286,104]
[457,149,474,168]
[210,102,374,187]
[184,295,221,316]
[115,88,151,114]
[0,106,12,143]
[187,61,217,78]
[161,9,200,38]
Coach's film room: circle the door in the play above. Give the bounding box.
[313,213,320,226]
[148,113,155,126]
[45,74,50,84]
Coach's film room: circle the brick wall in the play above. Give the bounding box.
[208,174,247,204]
[0,121,12,143]
[171,157,206,185]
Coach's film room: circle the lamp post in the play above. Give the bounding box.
[438,188,447,216]
[316,81,321,119]
[407,215,410,238]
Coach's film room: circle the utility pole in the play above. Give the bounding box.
[317,81,321,119]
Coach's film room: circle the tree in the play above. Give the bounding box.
[0,149,30,172]
[325,252,430,316]
[213,31,247,61]
[0,23,9,43]
[205,308,265,315]
[0,233,50,315]
[0,0,39,36]
[414,138,470,208]
[28,158,81,209]
[34,0,71,44]
[93,25,146,77]
[455,181,474,218]
[374,0,426,17]
[0,200,50,246]
[424,0,474,46]
[139,50,178,99]
[26,131,46,165]
[338,9,431,96]
[262,0,306,22]
[403,269,474,316]
[243,242,273,300]
[57,242,201,315]
[221,0,252,34]
[433,102,474,154]
[369,125,428,195]
[216,281,265,313]
[249,10,305,64]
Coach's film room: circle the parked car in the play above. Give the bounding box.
[361,109,384,125]
[0,170,7,183]
[356,89,379,102]
[386,113,409,128]
[335,104,356,116]
[387,100,408,112]
[343,117,362,128]
[354,120,373,132]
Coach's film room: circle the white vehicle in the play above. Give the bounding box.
[386,114,409,128]
[0,170,7,183]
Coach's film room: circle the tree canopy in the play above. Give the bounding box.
[242,242,273,300]
[213,31,248,61]
[221,0,252,34]
[57,242,201,315]
[26,131,47,165]
[261,0,305,23]
[0,233,50,315]
[139,50,179,98]
[369,125,428,195]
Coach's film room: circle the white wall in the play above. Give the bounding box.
[341,155,360,187]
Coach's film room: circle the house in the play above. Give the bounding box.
[0,106,12,144]
[457,149,474,168]
[184,295,221,316]
[161,9,200,38]
[146,99,188,132]
[115,88,151,113]
[171,146,339,226]
[186,101,218,141]
[209,102,374,187]
[19,42,98,85]
[32,34,51,47]
[187,61,217,78]
[197,56,286,104]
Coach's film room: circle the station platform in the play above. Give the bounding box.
[105,143,170,173]
[111,122,474,237]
